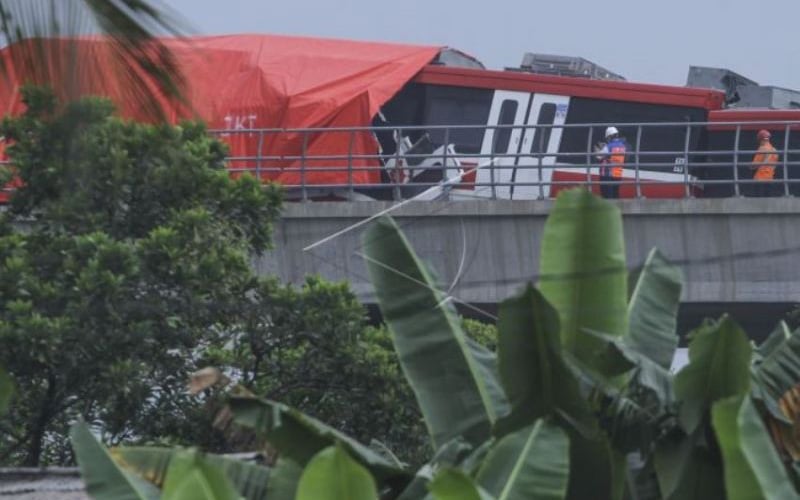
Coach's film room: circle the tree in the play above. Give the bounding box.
[0,87,452,467]
[202,276,497,467]
[0,86,282,465]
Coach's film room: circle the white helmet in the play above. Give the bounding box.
[605,126,619,139]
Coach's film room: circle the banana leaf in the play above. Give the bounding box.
[397,437,476,500]
[712,396,799,500]
[654,432,725,500]
[111,447,270,500]
[228,396,406,482]
[160,450,241,500]
[362,216,508,449]
[674,316,752,433]
[476,419,570,500]
[495,284,594,436]
[538,189,628,375]
[295,444,379,500]
[266,458,302,500]
[70,420,160,500]
[430,468,494,500]
[626,248,682,370]
[752,325,800,421]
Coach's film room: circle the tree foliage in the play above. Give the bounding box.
[0,87,467,467]
[0,86,281,465]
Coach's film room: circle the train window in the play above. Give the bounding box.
[558,97,708,170]
[493,100,519,154]
[531,103,557,153]
[423,86,492,153]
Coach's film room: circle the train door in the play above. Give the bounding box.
[513,94,570,199]
[475,91,530,199]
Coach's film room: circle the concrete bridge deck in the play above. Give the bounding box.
[8,197,797,336]
[255,198,800,316]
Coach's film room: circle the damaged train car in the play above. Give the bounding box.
[0,33,797,201]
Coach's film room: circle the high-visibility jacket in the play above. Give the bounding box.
[602,138,626,178]
[753,143,779,181]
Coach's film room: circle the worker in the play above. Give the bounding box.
[596,126,626,199]
[750,129,779,197]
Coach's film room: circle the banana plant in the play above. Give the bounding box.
[71,189,800,499]
[71,420,275,500]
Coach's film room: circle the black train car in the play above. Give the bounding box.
[700,110,800,197]
[375,65,725,199]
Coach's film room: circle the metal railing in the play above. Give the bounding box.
[3,120,799,201]
[208,119,800,201]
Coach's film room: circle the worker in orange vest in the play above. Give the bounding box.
[596,126,626,198]
[750,129,779,197]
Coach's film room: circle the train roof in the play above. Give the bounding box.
[708,109,800,130]
[414,65,726,111]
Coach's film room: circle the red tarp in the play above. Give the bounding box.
[0,34,441,187]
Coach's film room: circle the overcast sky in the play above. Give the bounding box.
[164,0,800,90]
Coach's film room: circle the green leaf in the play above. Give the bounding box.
[111,447,270,500]
[0,366,12,415]
[369,439,406,468]
[626,248,682,370]
[161,450,242,500]
[654,435,725,500]
[757,321,792,358]
[430,468,494,500]
[266,458,302,500]
[397,437,476,500]
[70,420,160,500]
[362,216,508,449]
[538,189,628,374]
[495,285,594,435]
[738,397,799,500]
[674,316,752,432]
[712,397,765,500]
[476,419,570,500]
[295,444,379,500]
[713,396,799,500]
[228,396,405,481]
[565,432,617,500]
[753,326,800,420]
[581,329,674,406]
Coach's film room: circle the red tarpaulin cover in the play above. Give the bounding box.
[0,34,441,192]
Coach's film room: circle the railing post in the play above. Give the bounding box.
[537,123,545,200]
[393,127,402,201]
[683,124,691,198]
[635,125,642,199]
[347,129,355,199]
[586,126,593,192]
[490,126,497,200]
[732,125,741,197]
[442,127,450,198]
[783,124,791,197]
[300,131,308,202]
[255,129,264,181]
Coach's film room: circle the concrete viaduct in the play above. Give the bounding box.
[254,198,800,338]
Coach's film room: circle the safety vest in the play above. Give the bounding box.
[605,138,626,178]
[753,143,778,181]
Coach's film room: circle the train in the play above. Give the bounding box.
[369,65,800,200]
[0,34,798,201]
